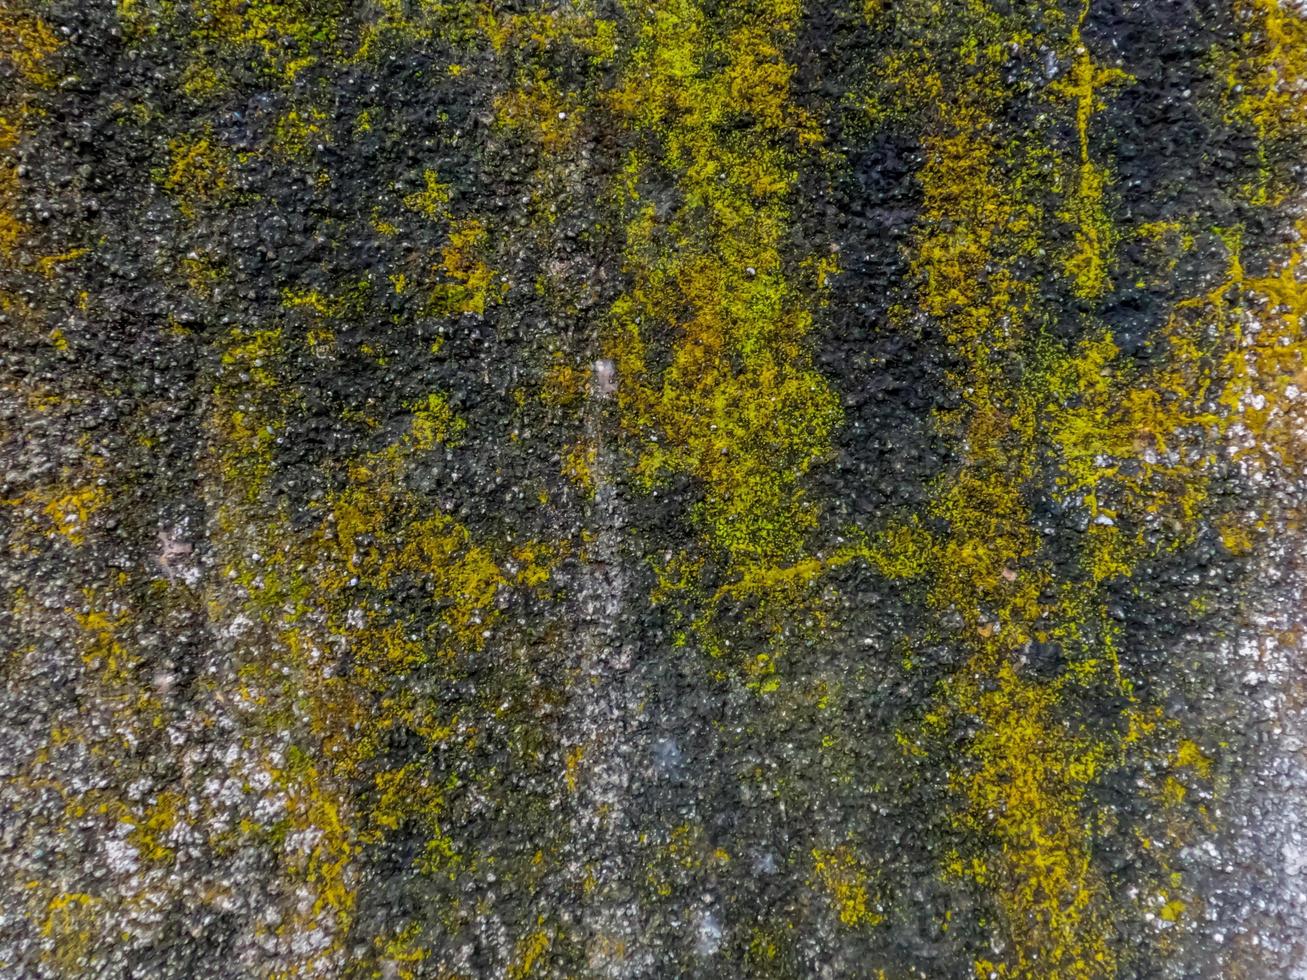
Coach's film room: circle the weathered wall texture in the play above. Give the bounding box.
[1,1,1306,977]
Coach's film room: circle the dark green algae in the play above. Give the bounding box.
[1,0,1306,977]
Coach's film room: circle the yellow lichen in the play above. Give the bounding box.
[562,440,598,498]
[1222,0,1307,203]
[371,921,429,980]
[158,131,233,218]
[1174,739,1213,779]
[408,392,465,450]
[38,484,107,545]
[35,247,91,279]
[1049,0,1131,298]
[0,15,59,262]
[188,0,342,85]
[495,71,582,151]
[812,846,883,928]
[607,0,838,596]
[274,106,328,160]
[539,356,588,409]
[429,218,503,316]
[0,114,23,257]
[211,327,287,499]
[127,791,185,863]
[40,892,100,974]
[859,5,1176,973]
[0,7,59,86]
[507,925,552,979]
[950,661,1115,978]
[404,168,453,221]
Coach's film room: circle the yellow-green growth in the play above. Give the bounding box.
[205,353,512,972]
[211,327,286,500]
[370,921,429,980]
[507,925,553,979]
[187,0,343,85]
[429,218,504,316]
[812,846,883,928]
[0,14,59,257]
[0,114,24,257]
[857,5,1175,974]
[1050,0,1131,298]
[158,131,234,218]
[1222,0,1307,203]
[947,661,1116,978]
[39,484,107,545]
[0,7,59,86]
[409,392,465,450]
[40,893,101,975]
[274,106,328,160]
[608,0,839,577]
[404,168,453,221]
[563,440,599,498]
[495,70,583,150]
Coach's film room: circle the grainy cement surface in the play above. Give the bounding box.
[1,1,1306,977]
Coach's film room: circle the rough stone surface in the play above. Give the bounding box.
[1,1,1306,977]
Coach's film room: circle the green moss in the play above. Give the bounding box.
[157,130,235,219]
[20,1,1296,972]
[562,440,599,499]
[495,69,583,151]
[642,820,730,900]
[1049,1,1132,299]
[507,925,553,979]
[127,791,185,864]
[0,114,24,258]
[187,0,345,84]
[403,168,453,221]
[282,279,371,319]
[203,308,524,968]
[854,4,1209,973]
[0,16,57,262]
[945,661,1117,979]
[211,327,287,500]
[367,921,429,980]
[363,764,461,871]
[16,481,108,546]
[607,0,839,594]
[538,355,588,410]
[428,218,504,316]
[409,392,465,450]
[40,893,101,974]
[272,746,357,958]
[812,846,883,928]
[274,106,329,160]
[0,7,59,87]
[1220,0,1307,203]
